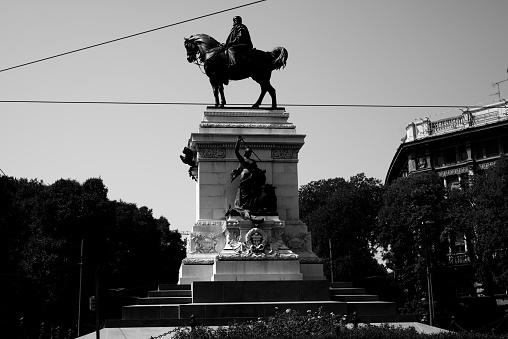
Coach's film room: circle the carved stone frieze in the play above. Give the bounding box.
[217,253,299,260]
[245,228,268,254]
[195,220,226,227]
[190,232,223,254]
[437,166,470,177]
[479,161,497,170]
[272,149,299,159]
[198,148,226,159]
[282,232,312,253]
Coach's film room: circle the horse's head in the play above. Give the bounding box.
[184,36,199,63]
[184,34,221,63]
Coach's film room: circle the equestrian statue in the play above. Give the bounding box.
[184,16,288,108]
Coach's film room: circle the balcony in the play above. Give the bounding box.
[405,101,508,143]
[447,253,471,266]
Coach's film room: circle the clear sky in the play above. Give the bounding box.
[2,1,508,232]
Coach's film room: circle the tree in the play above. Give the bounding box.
[376,171,452,321]
[470,156,508,293]
[299,173,385,281]
[0,176,186,336]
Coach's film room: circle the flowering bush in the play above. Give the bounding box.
[171,308,505,339]
[173,307,340,339]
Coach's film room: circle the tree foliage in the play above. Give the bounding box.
[0,176,186,335]
[446,156,508,293]
[299,173,385,281]
[375,171,451,318]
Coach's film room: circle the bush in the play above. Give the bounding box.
[170,307,506,339]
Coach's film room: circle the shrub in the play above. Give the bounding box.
[171,307,505,339]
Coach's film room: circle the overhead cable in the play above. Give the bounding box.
[0,0,266,73]
[0,100,485,109]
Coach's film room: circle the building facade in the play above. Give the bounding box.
[385,100,508,295]
[386,100,508,187]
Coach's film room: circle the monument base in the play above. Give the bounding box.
[212,256,303,281]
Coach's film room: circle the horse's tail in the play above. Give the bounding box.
[270,47,288,71]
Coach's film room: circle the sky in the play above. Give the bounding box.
[2,1,508,233]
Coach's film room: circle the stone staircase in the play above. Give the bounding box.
[105,281,415,328]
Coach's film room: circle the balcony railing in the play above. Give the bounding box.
[406,101,508,142]
[447,253,471,266]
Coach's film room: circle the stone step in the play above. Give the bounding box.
[331,294,379,302]
[179,301,348,319]
[121,301,348,321]
[192,280,330,303]
[122,300,397,321]
[346,301,396,316]
[330,282,353,288]
[148,290,192,298]
[158,284,191,291]
[137,297,192,305]
[329,287,366,295]
[122,304,180,320]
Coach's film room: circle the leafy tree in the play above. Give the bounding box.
[299,173,385,281]
[0,176,186,336]
[470,156,508,293]
[376,171,452,321]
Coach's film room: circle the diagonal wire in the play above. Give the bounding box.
[0,0,266,74]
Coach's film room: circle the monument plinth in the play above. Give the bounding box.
[103,106,410,331]
[179,107,324,284]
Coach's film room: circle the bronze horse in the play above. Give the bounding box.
[184,34,288,108]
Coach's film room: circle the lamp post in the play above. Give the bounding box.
[329,238,334,283]
[422,220,435,326]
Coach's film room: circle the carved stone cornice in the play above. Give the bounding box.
[217,253,299,261]
[200,123,295,129]
[204,110,289,118]
[182,258,215,265]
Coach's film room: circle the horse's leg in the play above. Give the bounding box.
[210,79,220,107]
[219,83,226,107]
[264,81,277,109]
[253,83,267,108]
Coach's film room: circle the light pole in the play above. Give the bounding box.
[77,239,84,337]
[329,238,334,283]
[422,221,435,326]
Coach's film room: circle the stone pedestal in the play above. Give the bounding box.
[178,107,325,283]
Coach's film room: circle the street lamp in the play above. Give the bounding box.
[422,220,435,326]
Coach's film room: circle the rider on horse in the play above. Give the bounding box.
[224,16,253,68]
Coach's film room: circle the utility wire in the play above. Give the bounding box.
[0,100,485,109]
[0,0,266,74]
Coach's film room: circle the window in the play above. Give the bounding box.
[501,136,508,154]
[457,144,468,161]
[444,147,457,164]
[485,138,499,158]
[472,143,483,159]
[435,147,456,167]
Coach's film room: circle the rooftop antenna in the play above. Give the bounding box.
[490,68,508,101]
